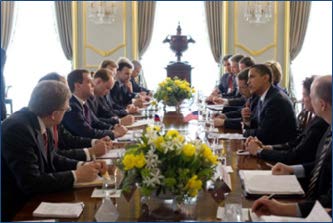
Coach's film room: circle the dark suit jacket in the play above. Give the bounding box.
[224,96,259,130]
[87,95,119,126]
[258,117,329,164]
[299,128,332,217]
[1,108,78,221]
[103,95,128,118]
[243,86,297,145]
[131,77,150,94]
[62,96,115,139]
[54,123,92,161]
[1,48,6,120]
[109,80,136,108]
[299,183,332,217]
[218,73,237,95]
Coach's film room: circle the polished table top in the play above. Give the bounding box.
[13,109,302,222]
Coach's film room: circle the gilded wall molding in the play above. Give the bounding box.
[82,1,127,68]
[233,1,278,59]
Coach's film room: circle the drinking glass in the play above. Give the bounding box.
[223,194,243,222]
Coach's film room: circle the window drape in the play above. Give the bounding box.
[54,1,72,60]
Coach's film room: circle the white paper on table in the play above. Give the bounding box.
[220,165,232,190]
[98,148,126,159]
[249,201,332,222]
[206,104,224,111]
[33,202,84,218]
[239,170,304,195]
[91,188,122,198]
[125,119,154,128]
[216,207,249,221]
[208,133,245,140]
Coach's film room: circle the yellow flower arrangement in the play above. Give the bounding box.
[119,125,218,202]
[154,77,195,107]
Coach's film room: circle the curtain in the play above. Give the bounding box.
[54,1,72,60]
[204,1,222,63]
[1,1,15,50]
[138,1,156,59]
[290,1,311,61]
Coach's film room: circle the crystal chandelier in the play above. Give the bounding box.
[244,1,273,24]
[87,1,117,24]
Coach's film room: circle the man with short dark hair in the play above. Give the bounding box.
[109,58,144,108]
[214,68,259,129]
[1,81,107,221]
[62,69,127,139]
[242,64,297,144]
[251,75,332,218]
[87,68,135,126]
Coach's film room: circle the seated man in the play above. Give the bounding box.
[242,64,297,145]
[252,76,332,218]
[131,60,151,95]
[245,76,328,165]
[1,81,107,221]
[87,68,135,126]
[62,69,127,139]
[213,68,258,130]
[109,57,144,109]
[39,72,112,161]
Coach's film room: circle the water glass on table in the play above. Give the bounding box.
[223,194,243,222]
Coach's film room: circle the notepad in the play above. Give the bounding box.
[208,133,245,140]
[74,176,115,188]
[250,201,332,222]
[98,148,126,159]
[239,170,304,196]
[125,119,154,128]
[33,202,84,218]
[206,104,224,111]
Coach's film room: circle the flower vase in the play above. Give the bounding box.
[163,100,183,114]
[141,193,181,221]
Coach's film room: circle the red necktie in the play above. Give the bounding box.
[42,132,48,154]
[53,125,59,149]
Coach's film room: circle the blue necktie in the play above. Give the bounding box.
[257,100,263,123]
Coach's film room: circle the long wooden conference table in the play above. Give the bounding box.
[13,109,302,222]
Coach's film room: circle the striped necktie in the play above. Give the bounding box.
[306,131,332,199]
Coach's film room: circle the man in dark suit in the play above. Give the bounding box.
[245,76,329,165]
[131,60,151,95]
[62,69,127,139]
[251,75,332,218]
[213,68,258,130]
[109,58,144,109]
[38,72,112,161]
[1,48,7,120]
[242,64,297,145]
[1,81,107,221]
[88,68,135,127]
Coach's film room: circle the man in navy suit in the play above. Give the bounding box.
[109,58,144,109]
[62,69,127,139]
[251,75,332,218]
[87,68,135,127]
[1,81,107,221]
[242,64,297,145]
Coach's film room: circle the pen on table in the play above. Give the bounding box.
[265,162,274,169]
[253,194,275,212]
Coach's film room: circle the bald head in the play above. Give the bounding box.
[311,75,332,105]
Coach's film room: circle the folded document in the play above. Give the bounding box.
[33,202,84,218]
[239,170,304,196]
